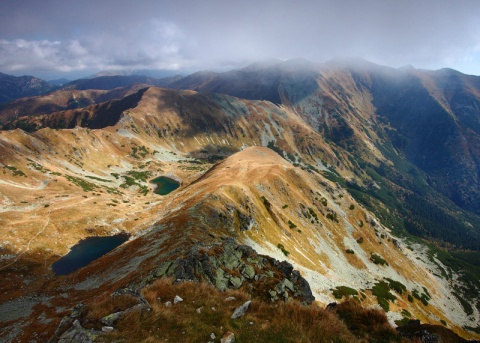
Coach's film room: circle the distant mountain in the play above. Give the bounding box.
[48,78,70,86]
[62,74,182,91]
[0,72,55,104]
[93,69,183,79]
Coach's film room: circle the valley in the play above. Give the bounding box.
[0,60,479,342]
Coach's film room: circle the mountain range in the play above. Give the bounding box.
[0,59,479,342]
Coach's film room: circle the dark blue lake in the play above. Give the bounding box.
[52,233,130,276]
[151,176,180,195]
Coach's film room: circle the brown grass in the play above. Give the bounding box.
[81,278,404,343]
[85,293,140,321]
[335,298,402,342]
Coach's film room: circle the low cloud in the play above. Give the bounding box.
[1,0,480,77]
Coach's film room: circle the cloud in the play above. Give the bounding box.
[0,39,96,73]
[0,19,194,74]
[1,0,480,77]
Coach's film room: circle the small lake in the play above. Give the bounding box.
[52,233,130,276]
[151,176,180,195]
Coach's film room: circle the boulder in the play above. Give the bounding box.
[58,320,101,343]
[231,300,251,319]
[174,295,183,304]
[100,312,122,326]
[221,331,236,343]
[241,264,255,279]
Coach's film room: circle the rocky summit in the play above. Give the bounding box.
[0,60,479,342]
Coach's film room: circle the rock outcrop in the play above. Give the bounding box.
[135,238,314,305]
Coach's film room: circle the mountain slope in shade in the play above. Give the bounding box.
[0,72,55,104]
[0,84,152,125]
[166,59,480,243]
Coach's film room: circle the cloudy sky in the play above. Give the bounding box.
[1,0,480,79]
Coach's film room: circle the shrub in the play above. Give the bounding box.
[308,207,318,220]
[277,243,290,257]
[349,204,355,210]
[326,212,339,223]
[346,249,355,254]
[385,278,407,295]
[288,220,297,229]
[261,196,271,208]
[372,281,396,312]
[332,286,358,299]
[370,253,388,266]
[356,237,364,244]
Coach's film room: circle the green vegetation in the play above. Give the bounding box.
[126,170,152,182]
[307,207,319,222]
[86,175,112,182]
[3,165,26,177]
[287,220,297,229]
[320,197,328,206]
[326,212,339,223]
[345,249,355,255]
[27,160,50,173]
[266,141,286,159]
[277,243,290,257]
[422,243,480,315]
[356,237,364,244]
[120,175,149,196]
[372,281,396,312]
[282,204,288,209]
[370,253,388,266]
[332,286,358,299]
[412,289,430,306]
[385,278,407,295]
[321,170,347,188]
[131,145,149,159]
[260,196,271,208]
[65,175,98,192]
[349,204,355,210]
